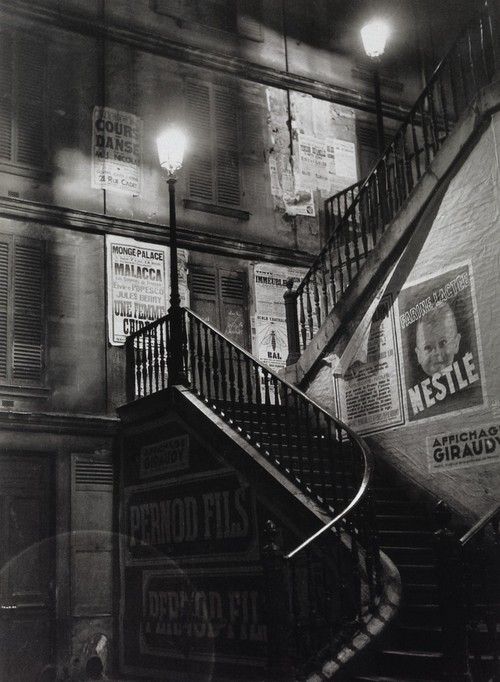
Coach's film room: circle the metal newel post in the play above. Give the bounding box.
[284,278,301,366]
[167,177,186,386]
[433,501,472,682]
[125,335,135,402]
[261,520,294,681]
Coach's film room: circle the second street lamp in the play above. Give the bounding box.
[156,127,187,385]
[361,19,390,155]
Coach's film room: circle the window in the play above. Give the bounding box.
[154,0,263,41]
[0,30,47,169]
[189,266,250,349]
[186,80,242,211]
[0,235,45,386]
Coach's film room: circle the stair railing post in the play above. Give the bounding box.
[125,335,136,402]
[284,278,301,366]
[261,520,295,681]
[433,501,472,682]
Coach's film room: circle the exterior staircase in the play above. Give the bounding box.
[118,4,499,680]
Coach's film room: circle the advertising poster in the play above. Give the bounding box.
[91,106,143,195]
[297,135,358,200]
[334,295,405,435]
[253,264,308,373]
[106,236,169,346]
[427,422,500,473]
[398,262,484,424]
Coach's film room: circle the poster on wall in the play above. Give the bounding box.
[106,235,168,346]
[253,264,308,373]
[91,106,143,196]
[398,262,485,424]
[334,295,405,435]
[426,422,500,473]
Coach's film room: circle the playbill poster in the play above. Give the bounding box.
[334,294,405,435]
[92,106,143,195]
[398,262,484,424]
[106,235,169,345]
[253,263,307,372]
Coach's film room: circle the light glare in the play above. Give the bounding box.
[361,20,390,58]
[156,127,187,175]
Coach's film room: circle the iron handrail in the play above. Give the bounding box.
[460,502,500,546]
[295,1,496,309]
[182,307,375,560]
[126,306,375,562]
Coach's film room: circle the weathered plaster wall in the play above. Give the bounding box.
[306,117,500,521]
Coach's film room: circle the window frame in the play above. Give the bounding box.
[0,232,47,393]
[0,27,50,177]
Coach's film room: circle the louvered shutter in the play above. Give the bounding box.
[214,88,240,206]
[16,39,45,167]
[0,32,13,161]
[187,81,214,202]
[219,270,248,347]
[13,239,43,382]
[189,268,218,326]
[71,456,113,616]
[0,239,9,379]
[237,0,263,41]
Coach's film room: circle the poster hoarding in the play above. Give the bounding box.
[106,236,168,346]
[91,106,143,195]
[426,422,500,472]
[334,295,405,435]
[398,262,484,424]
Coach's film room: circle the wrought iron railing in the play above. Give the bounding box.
[434,501,500,681]
[125,308,381,672]
[289,1,497,353]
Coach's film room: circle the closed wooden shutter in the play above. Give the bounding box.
[214,88,240,206]
[189,266,249,348]
[0,31,46,168]
[0,32,13,161]
[187,80,241,208]
[187,81,214,202]
[237,0,263,41]
[16,39,45,167]
[0,240,9,379]
[13,239,43,382]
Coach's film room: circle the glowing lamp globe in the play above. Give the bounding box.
[156,128,187,175]
[361,20,390,59]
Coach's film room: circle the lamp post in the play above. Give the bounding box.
[156,127,187,386]
[361,19,390,155]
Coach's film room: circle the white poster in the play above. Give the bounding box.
[334,295,405,435]
[297,134,357,199]
[92,106,143,196]
[106,236,169,346]
[427,423,500,472]
[253,264,308,372]
[297,134,329,191]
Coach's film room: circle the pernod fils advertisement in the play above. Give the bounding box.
[92,106,143,195]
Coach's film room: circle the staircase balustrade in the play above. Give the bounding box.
[288,0,498,354]
[434,501,500,681]
[125,308,381,677]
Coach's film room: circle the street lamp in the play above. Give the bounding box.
[361,19,390,155]
[156,126,187,385]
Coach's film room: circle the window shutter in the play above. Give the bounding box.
[219,269,248,347]
[0,32,13,161]
[0,240,9,379]
[189,268,218,326]
[214,88,240,206]
[13,239,43,382]
[237,0,263,41]
[16,39,45,167]
[187,81,214,202]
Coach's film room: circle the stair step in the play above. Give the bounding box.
[374,649,443,678]
[376,513,430,531]
[393,623,443,651]
[379,529,434,547]
[380,545,434,564]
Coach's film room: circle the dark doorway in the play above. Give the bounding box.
[0,454,54,681]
